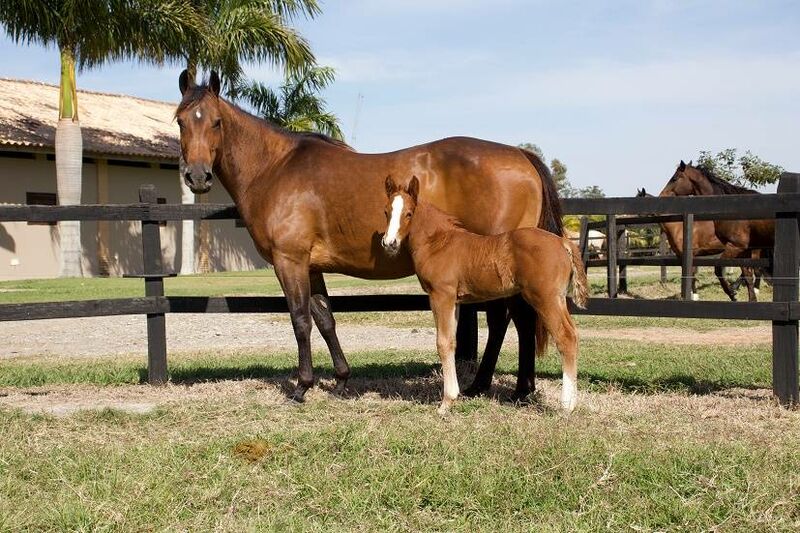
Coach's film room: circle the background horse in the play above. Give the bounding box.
[636,187,755,300]
[176,71,563,402]
[659,161,773,302]
[382,176,587,413]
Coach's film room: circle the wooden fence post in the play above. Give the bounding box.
[607,215,617,298]
[772,172,800,405]
[578,216,590,267]
[659,231,668,284]
[140,185,168,384]
[681,213,694,300]
[618,225,628,294]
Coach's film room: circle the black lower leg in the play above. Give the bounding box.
[508,296,536,399]
[310,274,350,392]
[463,300,510,396]
[455,304,479,361]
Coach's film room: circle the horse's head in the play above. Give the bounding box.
[381,175,419,256]
[176,70,223,194]
[660,160,705,197]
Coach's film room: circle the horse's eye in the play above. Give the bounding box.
[177,119,185,130]
[212,119,221,129]
[405,212,412,218]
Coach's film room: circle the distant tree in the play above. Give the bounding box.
[697,148,783,189]
[236,65,344,139]
[550,158,575,198]
[576,185,605,199]
[517,142,544,160]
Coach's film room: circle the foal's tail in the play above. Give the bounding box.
[563,239,589,309]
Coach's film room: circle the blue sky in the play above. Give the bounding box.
[2,0,799,195]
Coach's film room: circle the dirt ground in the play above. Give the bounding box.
[0,314,771,360]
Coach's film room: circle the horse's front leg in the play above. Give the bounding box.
[309,272,351,394]
[273,255,315,402]
[430,290,459,415]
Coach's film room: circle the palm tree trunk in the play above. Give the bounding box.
[56,46,84,277]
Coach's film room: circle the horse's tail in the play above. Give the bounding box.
[520,147,564,358]
[519,148,564,236]
[563,238,589,309]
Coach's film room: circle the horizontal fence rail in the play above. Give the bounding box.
[1,176,798,405]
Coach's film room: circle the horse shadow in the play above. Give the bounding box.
[141,359,764,405]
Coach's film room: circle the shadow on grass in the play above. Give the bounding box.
[140,360,764,404]
[536,368,764,395]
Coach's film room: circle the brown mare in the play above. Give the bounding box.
[175,71,563,402]
[659,161,773,302]
[636,186,755,300]
[381,176,587,413]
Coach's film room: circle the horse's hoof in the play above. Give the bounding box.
[288,386,309,404]
[436,404,451,417]
[331,378,348,398]
[462,384,489,398]
[511,389,533,404]
[691,293,700,301]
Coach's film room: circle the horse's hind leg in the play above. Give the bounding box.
[532,296,578,412]
[507,295,537,400]
[715,264,738,301]
[309,273,351,394]
[742,267,757,302]
[463,299,510,397]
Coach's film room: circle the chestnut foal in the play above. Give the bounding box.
[382,176,588,414]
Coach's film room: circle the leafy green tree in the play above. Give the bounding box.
[697,148,783,189]
[0,0,202,277]
[183,0,318,93]
[517,142,544,159]
[550,158,575,198]
[576,185,605,199]
[236,65,344,139]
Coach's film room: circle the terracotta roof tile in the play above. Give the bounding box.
[0,78,179,161]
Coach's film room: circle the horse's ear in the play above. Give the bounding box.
[209,71,221,97]
[408,175,420,201]
[679,160,686,172]
[179,69,195,96]
[385,175,396,197]
[688,160,693,166]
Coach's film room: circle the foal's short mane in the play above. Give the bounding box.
[693,165,758,195]
[176,82,354,152]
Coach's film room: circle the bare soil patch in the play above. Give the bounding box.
[0,315,770,360]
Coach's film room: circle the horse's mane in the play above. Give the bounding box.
[693,165,758,195]
[176,83,354,152]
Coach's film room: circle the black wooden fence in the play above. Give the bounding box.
[1,174,798,404]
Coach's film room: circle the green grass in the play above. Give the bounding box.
[1,379,798,531]
[0,339,771,393]
[0,270,421,304]
[0,269,793,531]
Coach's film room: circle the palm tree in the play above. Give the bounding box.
[0,0,202,277]
[236,65,344,140]
[178,0,320,274]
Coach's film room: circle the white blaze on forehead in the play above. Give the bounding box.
[195,109,202,119]
[385,194,405,243]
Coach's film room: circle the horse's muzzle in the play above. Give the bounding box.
[184,168,213,194]
[381,237,400,256]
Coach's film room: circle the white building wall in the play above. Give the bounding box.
[0,152,266,280]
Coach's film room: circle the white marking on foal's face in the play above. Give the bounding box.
[381,194,405,254]
[195,109,202,119]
